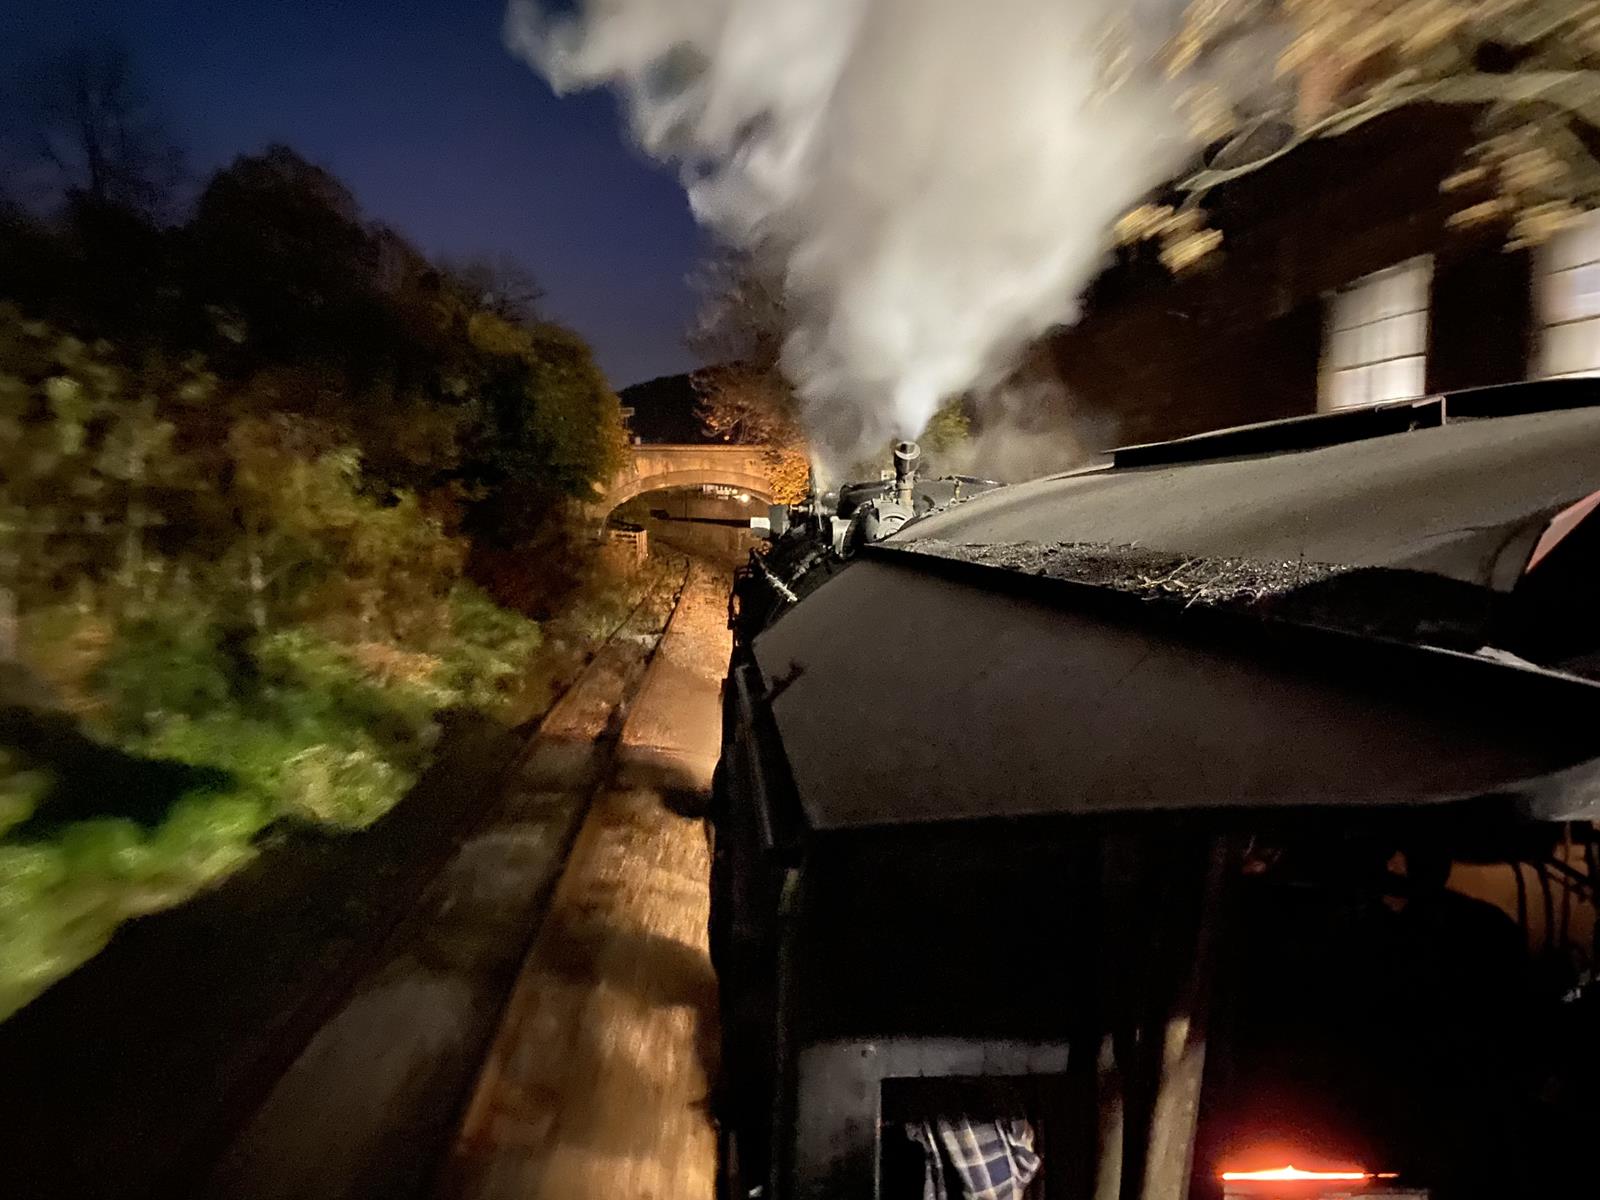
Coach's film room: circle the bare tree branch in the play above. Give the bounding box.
[22,40,185,216]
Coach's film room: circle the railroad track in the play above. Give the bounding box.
[438,557,730,1200]
[0,559,699,1200]
[190,556,699,1200]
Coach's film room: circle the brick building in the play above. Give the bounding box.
[1045,105,1600,445]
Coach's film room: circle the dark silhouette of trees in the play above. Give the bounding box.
[24,41,185,219]
[447,254,546,327]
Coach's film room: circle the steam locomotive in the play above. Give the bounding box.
[710,383,1600,1200]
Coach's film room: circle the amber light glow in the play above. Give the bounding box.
[1221,1166,1371,1182]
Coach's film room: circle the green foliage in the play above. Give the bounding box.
[919,398,972,458]
[460,313,627,503]
[91,608,236,732]
[437,584,545,712]
[5,141,626,521]
[133,714,412,830]
[0,751,53,841]
[14,601,115,717]
[0,790,266,1021]
[223,417,463,640]
[520,324,628,494]
[251,628,444,753]
[93,611,440,829]
[0,307,209,611]
[0,138,632,1022]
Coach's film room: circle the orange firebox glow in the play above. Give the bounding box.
[1221,1166,1371,1182]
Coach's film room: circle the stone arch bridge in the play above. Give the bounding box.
[591,443,774,521]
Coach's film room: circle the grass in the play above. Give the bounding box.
[0,563,666,1023]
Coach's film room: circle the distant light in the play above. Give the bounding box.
[737,493,751,502]
[1221,1166,1371,1182]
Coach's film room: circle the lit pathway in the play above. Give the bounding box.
[440,562,730,1200]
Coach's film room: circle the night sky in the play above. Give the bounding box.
[0,0,707,390]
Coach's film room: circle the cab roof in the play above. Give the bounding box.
[751,383,1600,832]
[900,383,1600,593]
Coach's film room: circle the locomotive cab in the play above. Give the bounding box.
[710,384,1600,1200]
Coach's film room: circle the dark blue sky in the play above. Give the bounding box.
[1,0,706,390]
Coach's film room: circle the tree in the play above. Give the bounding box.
[688,251,813,502]
[445,255,545,327]
[187,145,382,366]
[692,362,811,503]
[688,250,789,369]
[0,129,650,1019]
[6,319,220,679]
[183,148,477,491]
[520,323,629,494]
[916,398,972,475]
[454,310,629,614]
[223,416,462,640]
[3,132,629,624]
[1117,0,1600,267]
[24,42,184,218]
[458,312,627,499]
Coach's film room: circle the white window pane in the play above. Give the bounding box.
[1371,311,1427,361]
[1325,357,1426,411]
[1373,355,1427,402]
[1321,257,1432,410]
[1373,271,1407,320]
[1327,325,1362,370]
[1535,212,1600,378]
[1400,309,1428,356]
[1360,363,1382,404]
[1348,257,1431,320]
[1542,317,1600,377]
[1543,209,1600,273]
[1401,355,1427,398]
[1390,259,1432,315]
[1326,368,1366,411]
[1540,263,1600,325]
[1331,284,1373,331]
[1350,365,1374,406]
[1354,284,1378,326]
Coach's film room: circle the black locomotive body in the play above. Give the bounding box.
[710,389,1600,1200]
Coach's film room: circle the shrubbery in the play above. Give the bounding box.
[0,570,563,1020]
[0,324,601,1017]
[0,750,266,1020]
[0,146,635,1019]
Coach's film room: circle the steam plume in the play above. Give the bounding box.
[509,0,1194,463]
[951,377,1118,484]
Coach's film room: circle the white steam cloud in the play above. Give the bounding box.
[948,376,1118,484]
[509,0,1194,464]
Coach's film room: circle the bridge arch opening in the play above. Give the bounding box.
[591,443,778,521]
[592,444,779,563]
[600,472,776,520]
[603,478,774,565]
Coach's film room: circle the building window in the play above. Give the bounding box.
[1320,256,1433,411]
[1536,208,1600,379]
